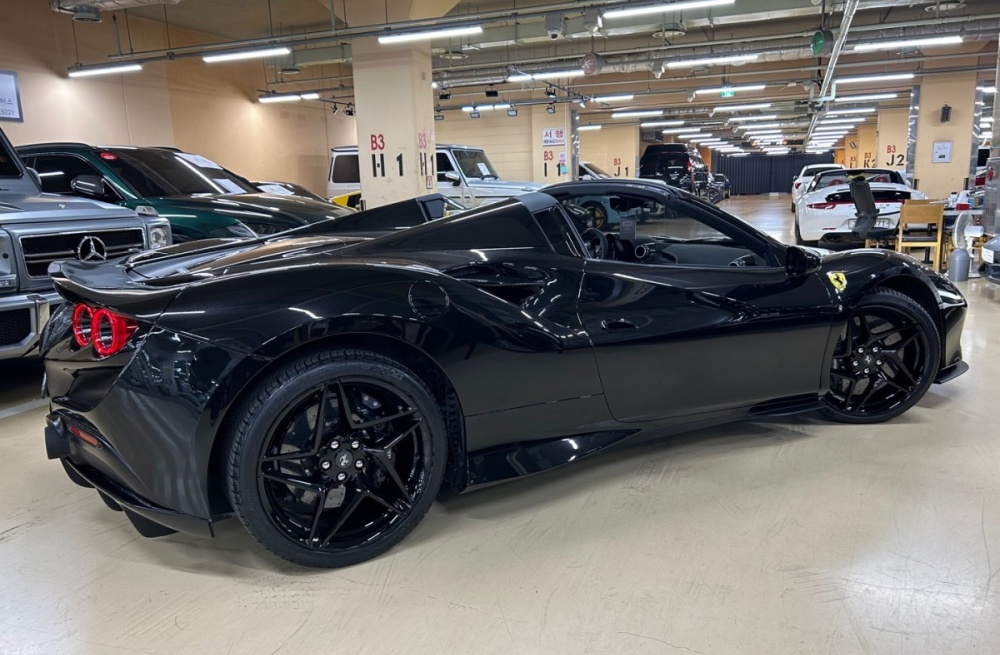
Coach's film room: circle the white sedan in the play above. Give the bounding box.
[791,163,843,213]
[794,169,925,246]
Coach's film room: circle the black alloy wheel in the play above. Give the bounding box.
[821,289,940,423]
[225,349,446,567]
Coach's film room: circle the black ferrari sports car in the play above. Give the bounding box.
[41,179,968,568]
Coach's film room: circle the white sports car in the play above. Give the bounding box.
[791,163,843,213]
[794,168,925,246]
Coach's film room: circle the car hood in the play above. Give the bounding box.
[150,193,349,228]
[0,192,136,223]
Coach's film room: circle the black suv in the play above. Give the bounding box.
[639,144,709,194]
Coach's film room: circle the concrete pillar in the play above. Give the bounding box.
[857,123,877,168]
[876,108,909,171]
[350,39,436,207]
[531,104,572,184]
[845,128,860,168]
[912,72,979,199]
[579,124,639,178]
[992,45,1000,160]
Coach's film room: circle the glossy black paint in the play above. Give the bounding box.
[41,180,968,539]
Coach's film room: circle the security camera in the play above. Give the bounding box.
[545,13,563,39]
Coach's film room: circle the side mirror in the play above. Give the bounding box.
[70,175,108,199]
[785,245,822,278]
[443,171,461,186]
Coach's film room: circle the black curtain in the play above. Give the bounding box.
[713,153,835,195]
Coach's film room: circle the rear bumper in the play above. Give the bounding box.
[45,414,216,538]
[0,291,60,359]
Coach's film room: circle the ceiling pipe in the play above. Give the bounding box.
[806,0,861,141]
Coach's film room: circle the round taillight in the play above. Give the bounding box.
[91,308,134,357]
[72,304,93,347]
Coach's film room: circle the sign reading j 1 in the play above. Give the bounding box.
[0,71,23,123]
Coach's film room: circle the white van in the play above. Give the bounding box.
[328,144,541,207]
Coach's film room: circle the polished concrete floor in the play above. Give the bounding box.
[3,194,1000,654]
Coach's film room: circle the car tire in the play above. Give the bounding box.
[820,289,940,424]
[224,348,447,568]
[583,201,608,230]
[794,217,817,247]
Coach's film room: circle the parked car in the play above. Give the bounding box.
[794,168,925,246]
[16,144,353,241]
[328,144,541,207]
[0,128,170,360]
[791,163,844,213]
[712,173,731,198]
[41,178,967,568]
[331,190,467,215]
[982,235,1000,283]
[254,180,330,203]
[639,143,709,195]
[579,161,611,179]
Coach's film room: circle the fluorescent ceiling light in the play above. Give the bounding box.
[68,63,143,77]
[604,0,734,20]
[979,86,997,94]
[666,53,758,68]
[660,127,695,134]
[742,129,784,135]
[821,118,866,124]
[826,107,876,115]
[640,120,685,127]
[461,103,511,111]
[714,102,772,112]
[833,93,899,102]
[981,117,994,123]
[204,46,291,63]
[611,110,664,118]
[837,73,915,84]
[259,93,301,103]
[676,132,706,138]
[695,84,766,95]
[691,138,723,143]
[729,114,778,122]
[378,25,482,44]
[594,94,635,102]
[508,70,585,82]
[853,35,962,52]
[578,125,602,131]
[299,92,321,100]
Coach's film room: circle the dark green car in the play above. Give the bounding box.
[16,144,352,242]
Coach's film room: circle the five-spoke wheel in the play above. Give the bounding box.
[821,289,940,423]
[226,349,446,567]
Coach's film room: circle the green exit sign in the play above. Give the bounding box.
[720,88,735,98]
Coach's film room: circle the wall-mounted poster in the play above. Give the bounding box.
[0,71,23,123]
[932,141,952,164]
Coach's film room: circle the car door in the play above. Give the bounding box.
[565,188,837,423]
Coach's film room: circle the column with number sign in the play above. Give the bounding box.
[876,108,909,171]
[858,124,877,168]
[532,105,570,183]
[351,38,436,208]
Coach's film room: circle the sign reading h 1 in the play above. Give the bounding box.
[720,87,735,98]
[0,71,23,123]
[542,128,565,147]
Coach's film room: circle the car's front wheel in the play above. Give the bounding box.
[224,348,447,567]
[821,289,940,423]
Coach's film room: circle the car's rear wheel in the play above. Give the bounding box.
[225,348,447,567]
[794,217,817,247]
[821,289,939,424]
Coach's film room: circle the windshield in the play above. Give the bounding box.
[0,138,21,177]
[801,164,842,177]
[452,149,499,180]
[103,148,258,197]
[813,169,903,189]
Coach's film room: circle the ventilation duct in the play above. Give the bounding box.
[51,0,184,22]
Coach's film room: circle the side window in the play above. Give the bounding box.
[331,154,360,184]
[532,206,583,258]
[31,154,102,195]
[436,152,456,182]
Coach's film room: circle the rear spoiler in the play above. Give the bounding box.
[50,259,184,321]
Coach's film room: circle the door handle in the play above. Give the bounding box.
[601,318,638,332]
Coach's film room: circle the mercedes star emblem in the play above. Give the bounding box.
[76,236,108,262]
